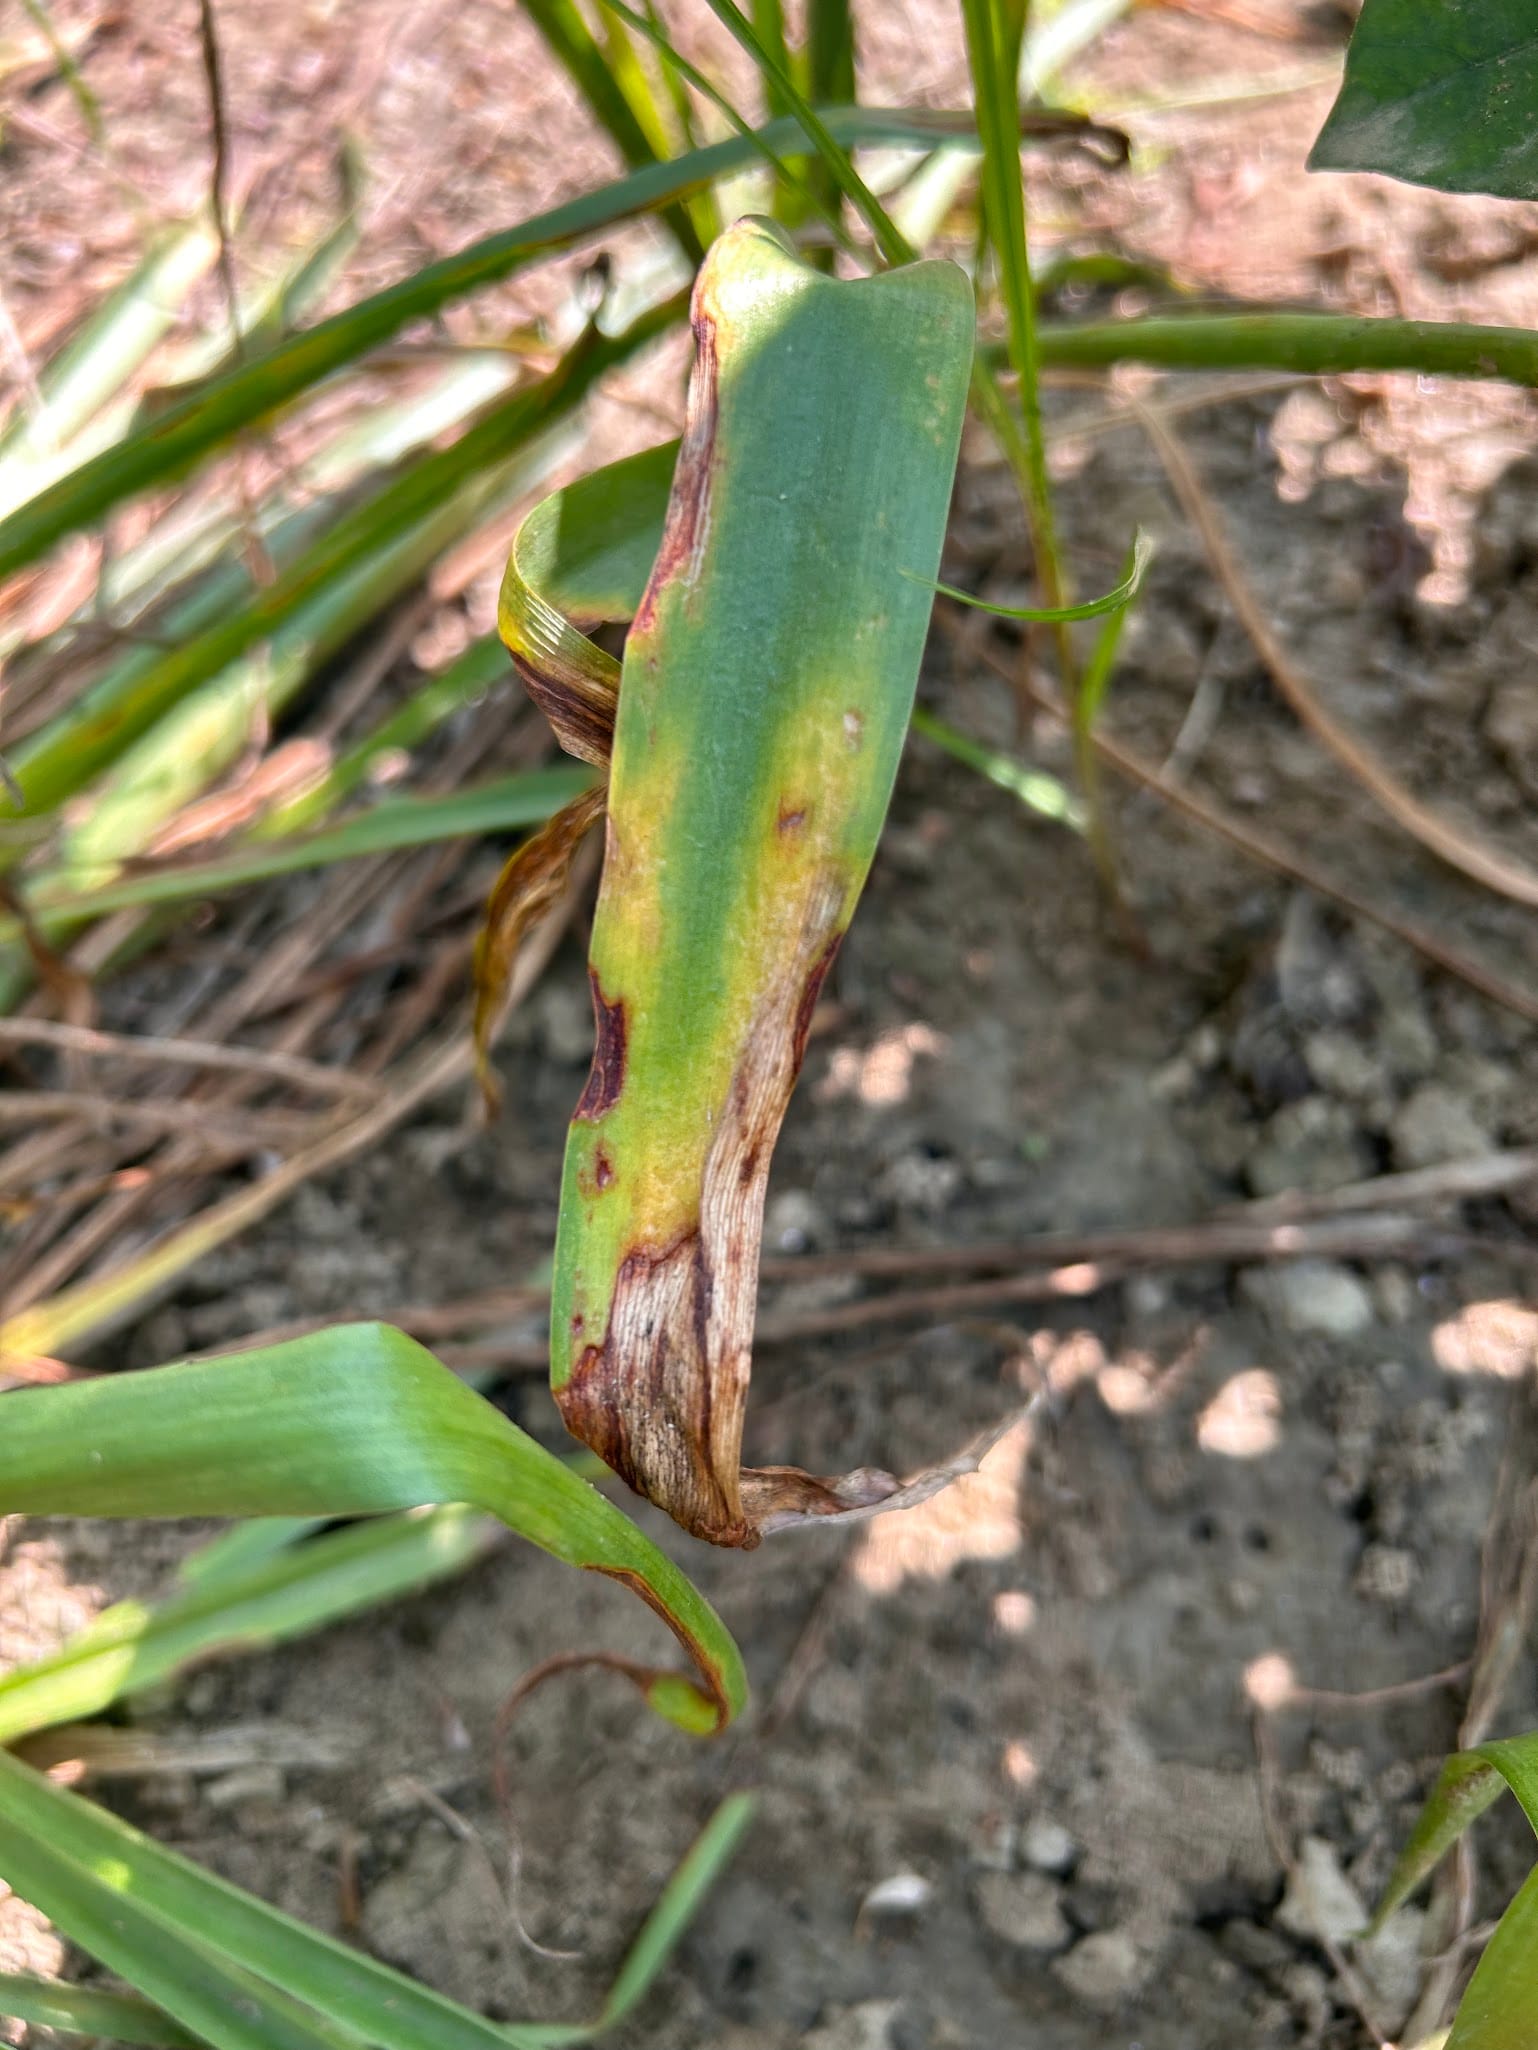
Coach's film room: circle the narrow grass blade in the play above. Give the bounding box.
[3,766,592,942]
[750,0,795,119]
[4,302,678,823]
[772,0,854,250]
[926,528,1152,621]
[0,1750,750,2050]
[177,1515,329,1587]
[586,1792,756,2034]
[14,0,106,147]
[909,705,1083,830]
[807,0,855,108]
[1032,311,1538,386]
[700,0,910,263]
[522,0,703,262]
[265,632,513,835]
[0,109,975,584]
[0,1325,746,1728]
[960,0,1061,581]
[0,1504,494,1745]
[50,464,526,889]
[0,223,217,482]
[0,1769,361,2050]
[593,0,835,245]
[0,1973,197,2049]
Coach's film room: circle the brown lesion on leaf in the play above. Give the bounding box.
[509,647,617,769]
[472,782,607,1112]
[791,933,842,1073]
[572,968,628,1123]
[557,874,851,1549]
[631,278,720,641]
[576,1142,619,1200]
[559,1227,759,1549]
[775,800,809,836]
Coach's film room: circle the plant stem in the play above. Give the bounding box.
[961,0,1127,908]
[1034,311,1538,384]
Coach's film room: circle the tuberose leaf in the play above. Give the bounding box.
[1309,2,1538,202]
[494,218,973,1548]
[0,1973,198,2049]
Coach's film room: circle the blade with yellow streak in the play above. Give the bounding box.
[487,217,972,1546]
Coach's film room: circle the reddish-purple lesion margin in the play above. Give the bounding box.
[573,967,628,1122]
[631,294,720,640]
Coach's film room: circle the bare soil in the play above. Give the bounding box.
[5,5,1538,2048]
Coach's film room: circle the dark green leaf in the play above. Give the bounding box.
[1309,2,1538,201]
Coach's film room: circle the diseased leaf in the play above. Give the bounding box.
[1371,1749,1510,1929]
[1309,2,1538,201]
[473,783,607,1099]
[492,217,972,1547]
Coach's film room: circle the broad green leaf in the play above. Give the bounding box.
[497,219,972,1547]
[0,1325,745,1729]
[0,1748,751,2050]
[1309,3,1538,201]
[0,109,978,586]
[0,1504,494,1745]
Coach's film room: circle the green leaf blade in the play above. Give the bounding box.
[0,1326,746,1729]
[1448,1861,1538,2050]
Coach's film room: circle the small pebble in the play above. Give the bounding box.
[1021,1817,1078,1876]
[974,1870,1071,1954]
[1052,1929,1148,2010]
